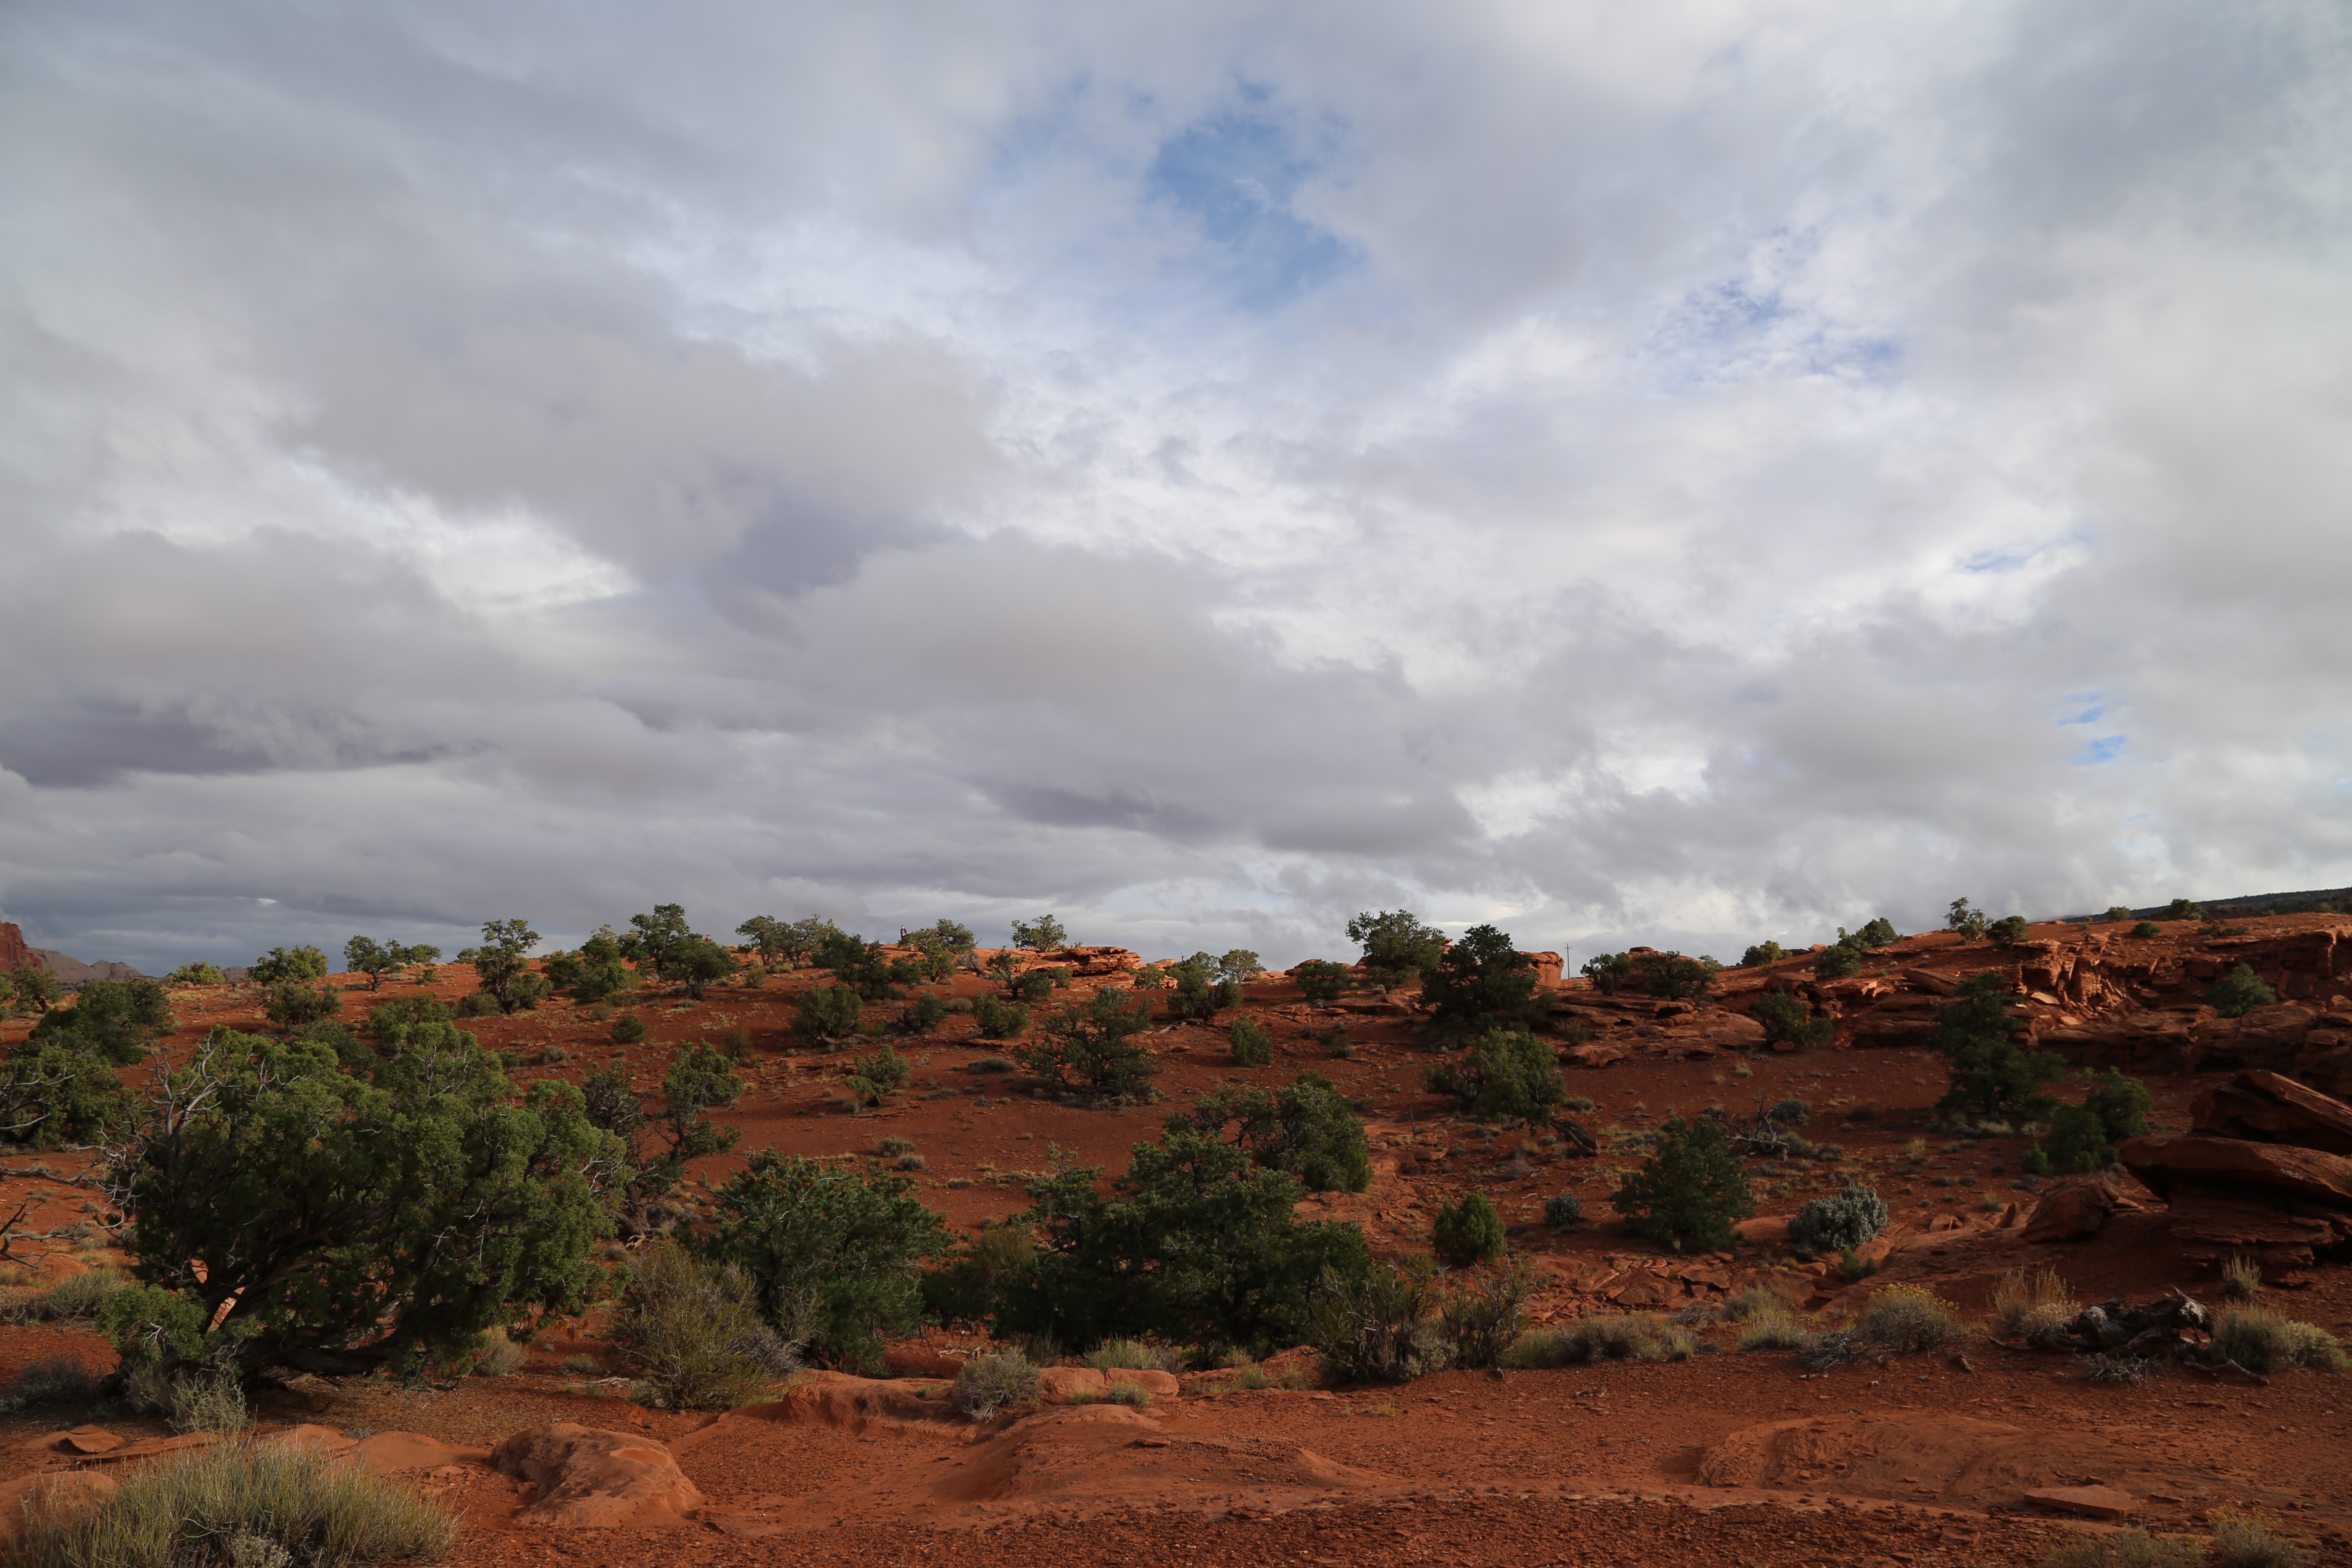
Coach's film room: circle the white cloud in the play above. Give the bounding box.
[3,0,2349,971]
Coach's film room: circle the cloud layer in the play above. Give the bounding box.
[5,1,2350,971]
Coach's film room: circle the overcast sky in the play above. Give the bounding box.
[4,2,2349,974]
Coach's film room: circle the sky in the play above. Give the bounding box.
[3,1,2350,974]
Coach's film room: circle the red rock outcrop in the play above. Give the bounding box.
[0,924,33,973]
[2191,1070,2352,1157]
[491,1422,705,1528]
[2118,1134,2352,1266]
[2021,1177,2135,1243]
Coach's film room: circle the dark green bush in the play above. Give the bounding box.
[1768,1097,1811,1126]
[700,1151,949,1372]
[794,983,865,1047]
[1944,898,1988,940]
[582,1044,741,1233]
[973,994,1028,1039]
[1294,960,1351,1006]
[1752,989,1833,1049]
[993,1124,1369,1355]
[949,1348,1039,1419]
[1176,1072,1371,1193]
[2102,906,2134,924]
[2208,964,2278,1019]
[1544,1191,1583,1227]
[250,946,329,986]
[1930,973,2061,1121]
[1631,950,1714,1001]
[27,978,175,1066]
[1432,1192,1505,1267]
[1229,1017,1273,1066]
[920,1223,1036,1327]
[1611,1116,1754,1252]
[1814,945,1861,980]
[1010,915,1069,952]
[163,962,227,989]
[263,980,344,1033]
[2129,921,2162,938]
[846,1042,912,1109]
[609,1012,648,1045]
[1424,925,1543,1036]
[1348,910,1444,993]
[1016,987,1159,1101]
[1987,915,2031,946]
[100,1024,623,1386]
[1427,1029,1562,1127]
[454,918,546,1012]
[1738,942,1785,967]
[899,991,950,1035]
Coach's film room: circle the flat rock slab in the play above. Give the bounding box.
[2026,1485,2138,1519]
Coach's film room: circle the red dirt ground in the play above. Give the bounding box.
[1,919,2348,1564]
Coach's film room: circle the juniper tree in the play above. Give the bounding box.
[1347,910,1445,992]
[1611,1116,1755,1252]
[1423,925,1543,1037]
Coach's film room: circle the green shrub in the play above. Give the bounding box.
[2130,921,2162,938]
[162,1367,249,1435]
[1438,1258,1533,1369]
[1508,1314,1694,1366]
[1176,1072,1372,1193]
[250,946,330,986]
[0,1036,130,1147]
[100,1024,622,1387]
[164,963,226,989]
[898,992,951,1035]
[1423,925,1544,1036]
[2102,906,2134,923]
[2207,1309,2347,1375]
[2208,964,2278,1019]
[1308,1261,1450,1384]
[995,1122,1368,1355]
[18,1440,458,1568]
[1737,1308,1810,1353]
[1543,1191,1583,1228]
[846,1042,913,1110]
[612,1241,797,1409]
[1768,1097,1812,1126]
[949,1349,1039,1420]
[470,1328,527,1377]
[1739,942,1785,967]
[1752,989,1833,1050]
[37,1269,129,1322]
[1612,1116,1755,1252]
[1229,1018,1274,1066]
[1814,945,1861,980]
[1294,960,1351,1006]
[1930,973,2061,1121]
[1630,950,1714,1001]
[1428,1029,1564,1128]
[919,1222,1037,1327]
[1945,898,1988,940]
[1432,1193,1505,1267]
[1016,970,1056,1004]
[31,978,177,1065]
[1788,1184,1887,1254]
[1016,988,1159,1101]
[1854,1283,1963,1354]
[1010,915,1069,952]
[701,1151,949,1372]
[1987,915,2031,946]
[1102,1378,1152,1406]
[1348,910,1445,993]
[452,989,502,1019]
[876,1135,917,1158]
[794,983,865,1047]
[972,994,1029,1040]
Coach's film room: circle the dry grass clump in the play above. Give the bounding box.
[2206,1508,2313,1568]
[2040,1528,2202,1568]
[609,1241,799,1409]
[2221,1254,2263,1301]
[1853,1283,1963,1354]
[2208,1309,2347,1377]
[1506,1313,1696,1366]
[20,1440,457,1568]
[469,1328,527,1378]
[1994,1265,2077,1338]
[949,1348,1040,1420]
[1082,1339,1186,1374]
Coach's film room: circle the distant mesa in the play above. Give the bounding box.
[0,923,150,989]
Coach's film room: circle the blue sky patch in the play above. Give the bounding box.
[1144,108,1358,310]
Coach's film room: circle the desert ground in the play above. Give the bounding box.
[1,916,2347,1565]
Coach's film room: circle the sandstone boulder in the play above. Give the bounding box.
[2118,1134,2352,1211]
[2021,1178,2130,1243]
[2191,1070,2352,1156]
[1037,1366,1106,1404]
[2026,1485,2137,1519]
[490,1422,703,1528]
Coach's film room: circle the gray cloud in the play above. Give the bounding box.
[3,1,2349,974]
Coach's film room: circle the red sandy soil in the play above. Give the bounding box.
[1,918,2348,1564]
